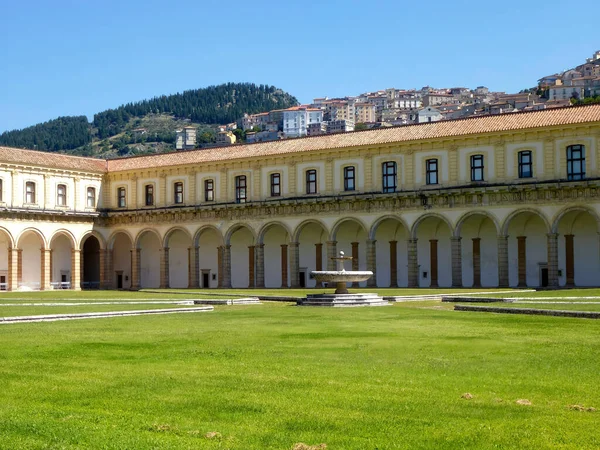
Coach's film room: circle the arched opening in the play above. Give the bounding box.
[413,216,452,287]
[137,230,161,289]
[110,231,133,289]
[457,214,499,287]
[0,229,13,290]
[17,230,44,290]
[332,218,368,287]
[505,211,549,287]
[260,223,291,288]
[82,235,101,289]
[228,225,254,288]
[165,229,192,289]
[296,221,328,288]
[50,233,74,289]
[372,217,409,287]
[555,209,600,286]
[195,227,223,288]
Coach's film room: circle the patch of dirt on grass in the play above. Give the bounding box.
[292,443,327,450]
[516,399,532,406]
[148,423,178,433]
[205,431,222,440]
[568,404,596,412]
[461,393,473,399]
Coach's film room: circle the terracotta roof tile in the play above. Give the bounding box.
[0,146,106,173]
[107,105,600,172]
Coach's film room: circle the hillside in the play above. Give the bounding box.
[0,83,299,157]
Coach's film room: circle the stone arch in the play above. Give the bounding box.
[551,205,600,234]
[49,229,77,249]
[501,208,551,236]
[454,210,501,237]
[107,229,135,250]
[134,228,163,249]
[368,214,410,240]
[16,227,48,249]
[193,225,224,247]
[292,219,329,243]
[257,221,293,245]
[329,217,368,241]
[410,213,454,239]
[0,226,15,249]
[163,226,193,248]
[79,230,106,250]
[194,225,223,289]
[224,223,257,245]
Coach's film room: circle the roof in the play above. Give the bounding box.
[106,104,600,172]
[0,146,106,173]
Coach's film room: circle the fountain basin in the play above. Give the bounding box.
[311,271,373,283]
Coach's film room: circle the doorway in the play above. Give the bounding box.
[202,272,210,288]
[539,264,549,287]
[299,269,306,288]
[116,272,123,289]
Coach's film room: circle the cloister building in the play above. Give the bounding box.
[2,104,600,291]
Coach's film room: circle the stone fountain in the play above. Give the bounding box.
[297,251,389,307]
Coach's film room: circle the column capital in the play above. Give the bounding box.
[450,236,462,242]
[256,243,265,249]
[546,233,559,239]
[289,241,299,248]
[71,248,81,253]
[471,237,481,242]
[326,240,337,245]
[408,238,418,244]
[389,240,397,244]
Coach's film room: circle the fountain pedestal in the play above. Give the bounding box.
[297,251,389,307]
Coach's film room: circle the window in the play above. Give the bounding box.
[204,179,214,201]
[118,187,126,208]
[57,184,66,206]
[87,187,96,207]
[518,151,533,178]
[567,145,585,180]
[235,175,247,203]
[344,166,355,191]
[426,159,438,185]
[306,169,317,194]
[470,155,484,181]
[145,184,154,206]
[270,173,281,197]
[382,161,397,193]
[174,182,184,204]
[25,182,36,204]
[0,179,3,202]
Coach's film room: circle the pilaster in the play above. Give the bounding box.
[565,234,574,287]
[131,175,138,209]
[351,241,359,288]
[366,239,377,288]
[256,244,265,288]
[325,158,333,195]
[315,243,323,288]
[188,170,196,205]
[222,245,232,288]
[280,244,288,288]
[497,235,509,287]
[188,247,198,288]
[289,242,300,288]
[326,241,337,271]
[517,236,527,287]
[131,248,141,290]
[429,239,439,288]
[248,245,255,288]
[389,240,398,288]
[159,247,169,289]
[472,238,481,288]
[8,248,19,291]
[40,248,51,290]
[99,249,106,289]
[407,238,419,288]
[71,249,81,290]
[217,246,223,288]
[547,233,559,288]
[451,236,462,288]
[494,142,505,181]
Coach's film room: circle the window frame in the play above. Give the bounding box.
[174,181,184,204]
[56,183,67,206]
[567,144,586,181]
[86,187,96,208]
[306,169,317,194]
[235,175,247,204]
[204,179,214,202]
[343,166,356,191]
[117,187,126,208]
[145,184,154,206]
[0,179,3,203]
[382,161,397,193]
[270,173,281,197]
[470,154,484,182]
[518,150,533,178]
[425,158,439,185]
[25,181,36,204]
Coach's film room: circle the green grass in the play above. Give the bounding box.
[0,294,599,449]
[463,302,600,312]
[0,303,202,318]
[473,289,600,299]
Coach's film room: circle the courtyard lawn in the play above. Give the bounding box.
[464,288,600,299]
[458,302,600,312]
[0,297,599,449]
[0,303,203,318]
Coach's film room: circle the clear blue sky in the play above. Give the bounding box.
[1,0,598,132]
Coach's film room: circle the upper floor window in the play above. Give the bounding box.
[567,145,585,180]
[306,169,317,194]
[0,179,3,202]
[235,175,247,203]
[270,173,281,197]
[344,166,355,191]
[174,182,184,204]
[426,159,438,185]
[470,155,484,181]
[25,182,36,204]
[205,179,214,202]
[382,161,397,193]
[118,187,126,208]
[57,184,67,206]
[87,187,96,207]
[518,151,533,178]
[145,184,154,206]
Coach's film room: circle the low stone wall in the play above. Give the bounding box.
[442,296,507,303]
[454,304,600,319]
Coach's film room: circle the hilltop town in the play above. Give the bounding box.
[185,50,600,150]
